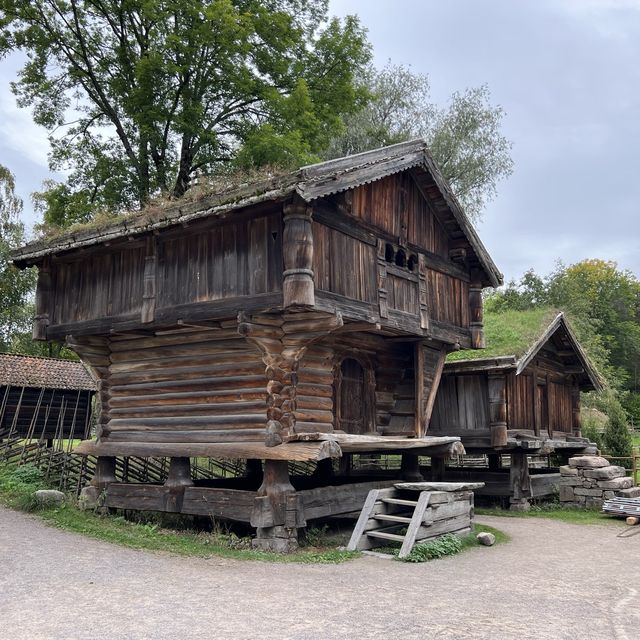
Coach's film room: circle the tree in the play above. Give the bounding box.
[324,63,514,221]
[1,0,371,224]
[0,165,36,350]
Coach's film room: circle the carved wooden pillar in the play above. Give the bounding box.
[141,235,157,324]
[164,457,193,513]
[469,269,484,349]
[376,239,389,319]
[488,372,508,448]
[91,456,117,490]
[251,460,304,553]
[414,344,447,437]
[283,199,314,307]
[239,311,343,447]
[33,257,51,341]
[571,382,581,437]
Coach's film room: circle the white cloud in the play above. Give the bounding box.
[0,68,51,168]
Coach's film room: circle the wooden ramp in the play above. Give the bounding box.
[346,482,483,559]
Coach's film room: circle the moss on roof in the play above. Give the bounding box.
[447,308,560,363]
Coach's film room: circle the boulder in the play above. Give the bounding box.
[78,485,100,510]
[34,489,65,506]
[568,456,610,469]
[476,532,496,546]
[582,466,626,480]
[598,476,633,490]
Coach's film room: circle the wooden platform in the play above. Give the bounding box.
[104,478,398,523]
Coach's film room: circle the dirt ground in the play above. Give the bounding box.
[1,506,639,640]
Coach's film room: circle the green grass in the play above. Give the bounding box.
[447,307,558,362]
[0,464,358,564]
[476,503,624,526]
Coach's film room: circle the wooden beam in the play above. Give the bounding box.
[469,268,484,349]
[74,439,342,462]
[488,372,508,447]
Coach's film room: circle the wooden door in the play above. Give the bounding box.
[337,358,367,435]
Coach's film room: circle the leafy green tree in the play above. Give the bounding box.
[324,63,514,221]
[0,165,36,350]
[602,399,633,460]
[1,0,370,224]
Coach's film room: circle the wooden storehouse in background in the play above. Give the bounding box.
[11,140,502,550]
[0,353,95,444]
[430,310,603,509]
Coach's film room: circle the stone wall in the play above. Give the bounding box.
[559,455,639,509]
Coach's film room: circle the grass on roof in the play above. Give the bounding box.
[447,307,559,363]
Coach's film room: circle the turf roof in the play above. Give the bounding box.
[447,308,560,363]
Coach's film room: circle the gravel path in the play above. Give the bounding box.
[1,506,639,640]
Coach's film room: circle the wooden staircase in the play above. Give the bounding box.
[347,482,481,558]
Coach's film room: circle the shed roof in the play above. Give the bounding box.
[11,140,502,287]
[0,353,96,391]
[445,309,604,391]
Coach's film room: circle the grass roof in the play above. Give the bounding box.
[447,308,560,363]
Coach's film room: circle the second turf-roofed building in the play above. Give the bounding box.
[430,309,603,509]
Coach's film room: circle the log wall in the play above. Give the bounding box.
[104,328,267,444]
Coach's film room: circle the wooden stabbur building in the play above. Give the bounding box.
[430,310,603,509]
[11,140,502,551]
[0,353,95,445]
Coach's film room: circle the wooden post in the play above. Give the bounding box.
[376,239,389,319]
[251,460,303,553]
[91,456,116,490]
[571,382,581,437]
[164,457,192,513]
[141,235,157,324]
[282,199,314,308]
[509,451,532,511]
[546,373,553,439]
[418,254,430,330]
[312,458,335,482]
[33,257,51,341]
[469,269,484,349]
[400,454,423,482]
[488,454,501,470]
[488,373,508,448]
[531,368,541,437]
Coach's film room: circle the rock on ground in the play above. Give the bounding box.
[34,490,65,506]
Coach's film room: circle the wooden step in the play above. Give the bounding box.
[381,497,418,507]
[366,531,405,542]
[374,513,412,524]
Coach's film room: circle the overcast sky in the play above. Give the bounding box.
[1,0,639,283]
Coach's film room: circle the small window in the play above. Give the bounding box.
[407,254,418,272]
[385,243,395,263]
[395,248,406,268]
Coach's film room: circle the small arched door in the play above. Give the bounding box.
[336,357,369,435]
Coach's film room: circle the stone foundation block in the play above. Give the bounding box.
[559,485,575,502]
[560,477,583,487]
[78,486,100,510]
[585,496,604,509]
[574,487,605,497]
[598,476,633,490]
[617,487,640,498]
[569,456,610,468]
[583,466,627,480]
[602,491,616,500]
[559,466,578,476]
